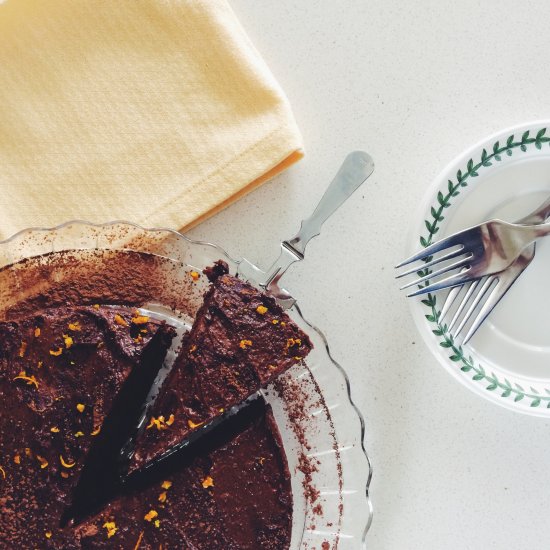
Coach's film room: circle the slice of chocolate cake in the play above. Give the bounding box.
[75,399,293,549]
[130,262,313,472]
[0,305,175,547]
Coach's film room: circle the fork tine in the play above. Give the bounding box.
[461,279,507,344]
[447,279,482,332]
[453,277,495,337]
[440,268,470,320]
[395,234,465,268]
[440,285,461,320]
[399,255,471,290]
[406,268,474,297]
[395,247,467,279]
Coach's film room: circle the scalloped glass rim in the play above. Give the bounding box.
[0,219,372,548]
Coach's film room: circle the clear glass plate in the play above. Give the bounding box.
[0,221,372,549]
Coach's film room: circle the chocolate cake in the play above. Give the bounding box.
[0,305,175,547]
[130,263,313,472]
[0,261,311,549]
[75,399,292,549]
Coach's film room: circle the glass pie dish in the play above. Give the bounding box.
[0,221,372,549]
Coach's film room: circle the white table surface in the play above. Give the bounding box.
[188,2,550,549]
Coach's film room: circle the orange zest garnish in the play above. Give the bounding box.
[154,519,160,528]
[133,531,144,550]
[144,509,158,522]
[18,341,27,357]
[239,339,252,349]
[114,314,128,327]
[146,416,162,430]
[49,347,63,356]
[272,319,279,325]
[131,313,149,325]
[36,455,48,469]
[103,521,117,539]
[45,531,52,539]
[0,466,5,479]
[158,491,167,503]
[34,328,41,337]
[190,271,200,281]
[13,371,39,389]
[286,337,301,349]
[146,415,174,430]
[187,419,204,429]
[60,471,69,479]
[76,403,85,413]
[91,426,101,436]
[37,361,43,369]
[50,426,60,433]
[161,480,172,490]
[59,455,76,468]
[74,431,84,438]
[14,455,20,464]
[189,345,197,353]
[63,335,73,349]
[93,304,100,310]
[201,476,214,489]
[68,321,82,331]
[256,305,268,315]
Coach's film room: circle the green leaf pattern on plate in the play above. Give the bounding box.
[420,128,550,408]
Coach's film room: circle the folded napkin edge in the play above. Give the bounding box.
[141,119,304,233]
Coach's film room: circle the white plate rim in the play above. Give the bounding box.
[407,119,550,417]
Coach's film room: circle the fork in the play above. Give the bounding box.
[441,195,550,344]
[395,216,550,297]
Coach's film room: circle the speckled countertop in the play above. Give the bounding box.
[187,2,550,548]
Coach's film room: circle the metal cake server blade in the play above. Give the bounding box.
[123,395,263,482]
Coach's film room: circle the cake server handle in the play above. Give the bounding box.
[261,151,374,305]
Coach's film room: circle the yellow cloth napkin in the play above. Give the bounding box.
[0,0,303,239]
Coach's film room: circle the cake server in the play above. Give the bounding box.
[238,150,375,307]
[66,151,375,523]
[125,152,375,467]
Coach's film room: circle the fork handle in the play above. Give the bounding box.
[527,221,550,238]
[519,195,550,224]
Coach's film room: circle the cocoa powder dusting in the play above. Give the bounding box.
[0,250,202,320]
[273,363,345,547]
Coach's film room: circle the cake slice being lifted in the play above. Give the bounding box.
[130,261,313,472]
